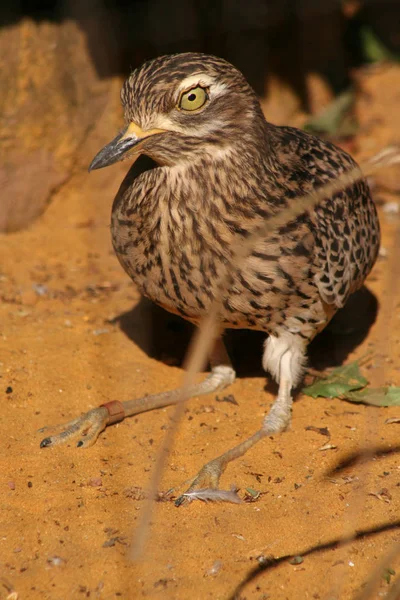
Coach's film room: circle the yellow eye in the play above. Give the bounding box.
[179,86,208,111]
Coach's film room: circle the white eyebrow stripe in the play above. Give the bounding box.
[177,75,227,99]
[177,74,214,90]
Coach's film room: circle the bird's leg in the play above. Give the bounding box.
[175,334,304,506]
[40,338,235,449]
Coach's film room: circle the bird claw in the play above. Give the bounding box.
[175,458,223,506]
[39,406,109,449]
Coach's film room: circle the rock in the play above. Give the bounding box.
[0,18,110,232]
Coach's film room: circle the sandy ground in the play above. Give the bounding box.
[1,64,400,600]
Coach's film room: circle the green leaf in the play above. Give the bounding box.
[244,487,261,502]
[289,556,304,565]
[303,361,368,399]
[345,386,400,407]
[382,567,396,584]
[304,89,358,137]
[245,487,260,498]
[360,26,400,63]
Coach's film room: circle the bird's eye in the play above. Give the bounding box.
[178,86,208,111]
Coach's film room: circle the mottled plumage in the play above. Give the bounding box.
[41,53,380,500]
[110,53,379,344]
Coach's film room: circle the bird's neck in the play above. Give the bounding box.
[113,117,280,227]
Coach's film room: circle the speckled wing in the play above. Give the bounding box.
[277,127,380,309]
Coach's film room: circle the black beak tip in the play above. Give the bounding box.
[88,151,108,172]
[88,159,98,173]
[88,130,140,173]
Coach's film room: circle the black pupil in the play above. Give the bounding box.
[188,93,197,102]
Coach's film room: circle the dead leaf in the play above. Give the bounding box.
[319,443,337,451]
[124,486,147,500]
[215,394,238,406]
[368,488,392,503]
[345,386,400,407]
[305,425,330,437]
[385,417,400,424]
[102,536,128,548]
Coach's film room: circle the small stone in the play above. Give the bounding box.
[205,560,222,577]
[383,201,399,214]
[379,246,388,258]
[32,283,49,296]
[47,555,66,567]
[88,477,102,487]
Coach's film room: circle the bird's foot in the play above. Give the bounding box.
[174,458,225,506]
[174,429,268,506]
[39,403,121,448]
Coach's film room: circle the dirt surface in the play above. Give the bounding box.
[1,64,400,600]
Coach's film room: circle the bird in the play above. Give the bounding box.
[40,52,380,502]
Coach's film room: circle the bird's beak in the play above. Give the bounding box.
[89,122,165,171]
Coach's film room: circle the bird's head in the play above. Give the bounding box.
[89,53,263,170]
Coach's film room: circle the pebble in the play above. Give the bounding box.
[92,328,110,336]
[47,555,66,567]
[383,201,399,214]
[88,477,102,487]
[32,283,49,296]
[379,246,388,258]
[205,560,222,577]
